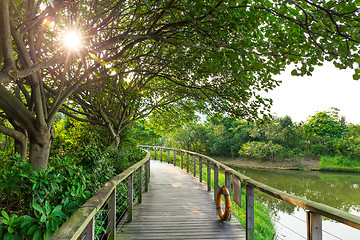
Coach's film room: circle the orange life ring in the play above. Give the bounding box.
[216,186,231,221]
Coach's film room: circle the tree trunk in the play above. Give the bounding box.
[14,138,27,158]
[110,135,120,150]
[28,129,52,170]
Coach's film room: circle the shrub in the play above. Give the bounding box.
[239,141,284,161]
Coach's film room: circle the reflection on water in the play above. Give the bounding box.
[232,166,360,215]
[229,165,360,239]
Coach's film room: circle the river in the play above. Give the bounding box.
[228,164,360,240]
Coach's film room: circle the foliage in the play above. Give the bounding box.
[2,0,360,168]
[303,109,346,138]
[239,141,284,161]
[165,110,360,168]
[0,154,93,239]
[319,156,360,173]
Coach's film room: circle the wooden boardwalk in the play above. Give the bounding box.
[117,160,246,239]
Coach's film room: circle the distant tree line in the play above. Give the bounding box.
[165,108,360,162]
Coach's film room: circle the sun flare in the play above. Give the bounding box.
[63,30,82,50]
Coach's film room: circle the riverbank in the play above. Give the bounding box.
[214,156,360,173]
[213,156,320,171]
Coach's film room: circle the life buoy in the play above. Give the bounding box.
[216,186,231,221]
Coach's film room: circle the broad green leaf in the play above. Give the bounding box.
[1,211,9,220]
[32,204,45,215]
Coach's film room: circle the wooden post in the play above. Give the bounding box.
[81,217,94,240]
[181,152,184,169]
[145,161,150,192]
[193,155,196,177]
[307,211,322,240]
[225,171,232,197]
[207,160,211,191]
[107,188,116,240]
[246,185,254,240]
[173,150,176,166]
[214,164,219,202]
[160,148,163,162]
[199,157,202,182]
[154,147,157,160]
[167,149,170,164]
[186,152,190,173]
[138,166,142,204]
[127,173,133,222]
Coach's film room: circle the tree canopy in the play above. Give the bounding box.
[1,0,360,169]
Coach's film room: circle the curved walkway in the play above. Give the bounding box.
[117,160,246,239]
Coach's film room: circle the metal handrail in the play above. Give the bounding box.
[50,150,151,240]
[140,145,360,240]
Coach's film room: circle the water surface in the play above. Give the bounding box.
[229,164,360,239]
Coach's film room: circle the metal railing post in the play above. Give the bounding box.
[307,211,322,240]
[246,185,255,240]
[107,188,116,240]
[127,173,133,222]
[214,164,219,201]
[154,147,157,160]
[81,217,94,240]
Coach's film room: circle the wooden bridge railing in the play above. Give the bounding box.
[50,150,150,240]
[140,145,360,240]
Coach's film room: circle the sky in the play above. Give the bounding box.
[262,62,360,124]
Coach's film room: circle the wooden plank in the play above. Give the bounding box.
[199,156,202,182]
[173,150,176,166]
[127,173,133,222]
[138,167,142,204]
[246,185,254,240]
[233,176,242,208]
[81,217,94,240]
[117,160,245,240]
[307,211,322,240]
[207,160,211,191]
[193,155,196,177]
[214,164,219,202]
[186,152,190,173]
[181,151,184,169]
[107,189,116,240]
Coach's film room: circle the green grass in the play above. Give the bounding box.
[319,156,360,173]
[149,149,276,239]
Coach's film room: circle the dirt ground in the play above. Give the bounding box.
[212,156,320,171]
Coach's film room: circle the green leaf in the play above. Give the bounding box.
[39,215,46,223]
[353,73,360,80]
[27,225,38,235]
[45,201,51,215]
[290,69,298,76]
[51,205,62,214]
[1,211,9,220]
[7,227,14,234]
[32,229,42,240]
[20,218,37,230]
[32,204,45,215]
[2,219,9,225]
[12,0,23,4]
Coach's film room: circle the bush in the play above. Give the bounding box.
[239,141,285,161]
[0,154,92,239]
[319,155,360,172]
